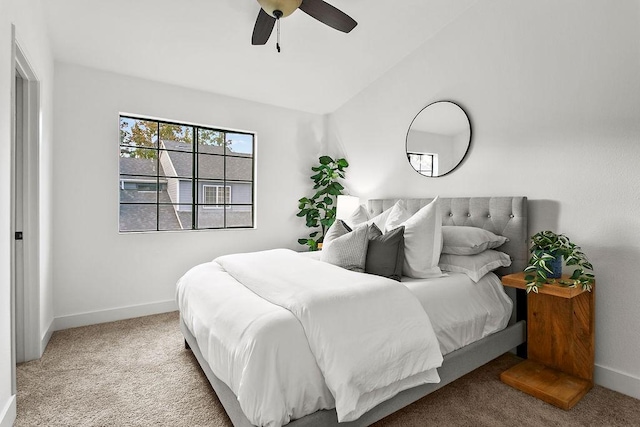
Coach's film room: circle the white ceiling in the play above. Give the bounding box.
[42,0,478,114]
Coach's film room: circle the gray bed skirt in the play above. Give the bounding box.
[181,318,526,427]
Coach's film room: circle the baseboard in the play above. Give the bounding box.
[595,363,640,400]
[0,395,16,427]
[41,318,55,356]
[54,300,177,331]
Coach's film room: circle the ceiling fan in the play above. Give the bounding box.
[252,0,357,52]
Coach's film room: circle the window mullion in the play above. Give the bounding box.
[193,126,197,229]
[223,132,227,228]
[156,121,160,231]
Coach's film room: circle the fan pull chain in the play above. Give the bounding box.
[276,17,281,53]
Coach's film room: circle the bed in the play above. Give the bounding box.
[178,196,528,427]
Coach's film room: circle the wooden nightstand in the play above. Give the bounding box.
[500,272,595,410]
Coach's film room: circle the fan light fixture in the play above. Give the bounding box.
[257,0,302,18]
[252,0,357,53]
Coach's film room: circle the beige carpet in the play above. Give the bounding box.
[16,312,640,426]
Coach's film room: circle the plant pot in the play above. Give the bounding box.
[548,254,563,278]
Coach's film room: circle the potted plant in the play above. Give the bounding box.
[297,156,349,251]
[524,230,595,294]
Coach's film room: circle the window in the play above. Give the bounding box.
[202,185,217,205]
[407,152,438,177]
[120,181,167,192]
[202,185,231,208]
[119,116,255,232]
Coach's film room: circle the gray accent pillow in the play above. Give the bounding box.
[365,224,405,281]
[322,219,353,248]
[321,221,369,272]
[441,226,508,255]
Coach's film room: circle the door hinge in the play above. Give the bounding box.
[15,231,23,240]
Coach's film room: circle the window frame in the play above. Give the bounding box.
[118,114,255,232]
[407,151,438,177]
[202,184,232,209]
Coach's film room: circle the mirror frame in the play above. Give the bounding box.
[405,100,472,178]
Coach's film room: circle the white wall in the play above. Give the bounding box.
[330,0,640,398]
[0,0,54,424]
[52,63,325,326]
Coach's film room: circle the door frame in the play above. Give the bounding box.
[10,28,41,392]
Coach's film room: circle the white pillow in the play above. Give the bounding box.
[439,250,512,282]
[383,200,412,233]
[386,197,444,279]
[367,206,394,231]
[344,204,370,228]
[320,222,369,272]
[442,226,508,255]
[345,204,397,231]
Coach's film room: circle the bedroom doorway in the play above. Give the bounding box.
[11,34,41,393]
[13,68,25,369]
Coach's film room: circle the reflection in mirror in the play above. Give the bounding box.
[406,101,471,177]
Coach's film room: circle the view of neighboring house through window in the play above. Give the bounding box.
[202,185,231,208]
[119,116,255,232]
[407,152,437,177]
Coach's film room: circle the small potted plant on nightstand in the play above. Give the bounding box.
[524,230,595,293]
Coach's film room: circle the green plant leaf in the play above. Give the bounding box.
[320,218,332,227]
[570,269,582,280]
[536,269,547,280]
[319,156,333,165]
[541,252,555,261]
[337,158,349,168]
[539,260,553,275]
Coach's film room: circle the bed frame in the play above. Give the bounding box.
[181,196,528,427]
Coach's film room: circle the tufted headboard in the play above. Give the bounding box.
[367,197,528,276]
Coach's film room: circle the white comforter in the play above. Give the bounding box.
[177,249,443,426]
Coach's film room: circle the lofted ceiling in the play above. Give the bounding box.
[42,0,478,114]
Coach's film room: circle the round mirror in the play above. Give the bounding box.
[406,101,471,177]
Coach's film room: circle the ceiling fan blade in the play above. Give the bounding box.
[299,0,357,33]
[252,9,277,45]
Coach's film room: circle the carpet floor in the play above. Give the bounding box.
[16,312,640,426]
